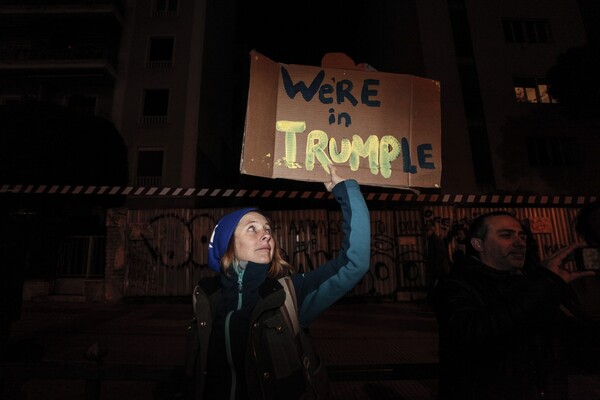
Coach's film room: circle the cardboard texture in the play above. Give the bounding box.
[241,50,441,190]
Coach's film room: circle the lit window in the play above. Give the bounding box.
[503,19,551,44]
[136,149,164,186]
[513,77,558,104]
[537,84,553,104]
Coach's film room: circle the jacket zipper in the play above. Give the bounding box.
[225,266,245,400]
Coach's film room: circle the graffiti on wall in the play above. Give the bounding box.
[117,209,430,297]
[114,205,580,297]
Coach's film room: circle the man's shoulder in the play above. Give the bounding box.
[436,263,494,299]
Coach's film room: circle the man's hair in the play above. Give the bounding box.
[469,211,518,240]
[466,211,518,258]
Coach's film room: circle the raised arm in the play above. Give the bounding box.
[292,166,371,326]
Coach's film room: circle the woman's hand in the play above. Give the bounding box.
[324,165,345,192]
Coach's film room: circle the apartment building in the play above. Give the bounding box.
[1,0,597,197]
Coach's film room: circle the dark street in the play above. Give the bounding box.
[3,298,600,399]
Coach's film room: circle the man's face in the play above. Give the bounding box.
[473,215,527,271]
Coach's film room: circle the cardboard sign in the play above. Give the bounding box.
[241,50,441,190]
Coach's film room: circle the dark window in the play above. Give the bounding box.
[142,89,169,116]
[1,97,21,105]
[503,19,551,44]
[148,37,174,63]
[154,0,178,15]
[136,149,164,186]
[527,137,578,167]
[57,236,106,278]
[67,95,97,115]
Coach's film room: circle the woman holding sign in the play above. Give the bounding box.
[185,165,371,400]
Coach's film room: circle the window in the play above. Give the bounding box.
[141,89,169,125]
[514,77,558,104]
[147,37,174,68]
[527,137,578,167]
[0,96,22,105]
[67,95,97,115]
[57,236,106,278]
[503,19,551,44]
[12,40,32,60]
[153,0,178,16]
[136,149,164,186]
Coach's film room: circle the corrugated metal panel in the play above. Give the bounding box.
[124,208,231,296]
[117,205,585,298]
[394,208,426,293]
[188,211,220,289]
[514,207,580,260]
[369,209,401,298]
[267,209,330,274]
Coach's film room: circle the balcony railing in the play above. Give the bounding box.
[135,176,163,187]
[0,0,125,14]
[146,60,173,69]
[138,115,168,126]
[0,45,115,63]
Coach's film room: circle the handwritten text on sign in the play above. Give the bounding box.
[241,51,441,189]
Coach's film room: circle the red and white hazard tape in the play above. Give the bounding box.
[0,184,597,206]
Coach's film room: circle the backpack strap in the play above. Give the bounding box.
[277,276,330,399]
[278,276,301,336]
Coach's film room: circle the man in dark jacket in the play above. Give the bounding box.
[433,211,594,400]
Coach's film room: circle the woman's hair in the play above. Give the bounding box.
[220,211,292,278]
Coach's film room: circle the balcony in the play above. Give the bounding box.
[0,0,125,20]
[135,176,163,187]
[0,44,118,79]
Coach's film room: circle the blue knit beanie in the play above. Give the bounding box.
[208,207,257,272]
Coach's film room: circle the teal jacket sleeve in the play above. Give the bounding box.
[291,179,371,327]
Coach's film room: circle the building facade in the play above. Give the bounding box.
[1,0,597,195]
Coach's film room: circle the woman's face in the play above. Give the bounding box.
[233,211,275,264]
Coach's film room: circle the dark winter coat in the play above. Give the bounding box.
[433,255,570,400]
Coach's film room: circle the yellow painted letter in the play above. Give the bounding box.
[305,130,331,172]
[350,134,379,173]
[276,121,306,168]
[379,135,400,178]
[329,137,351,164]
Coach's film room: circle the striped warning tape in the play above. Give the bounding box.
[0,184,597,206]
